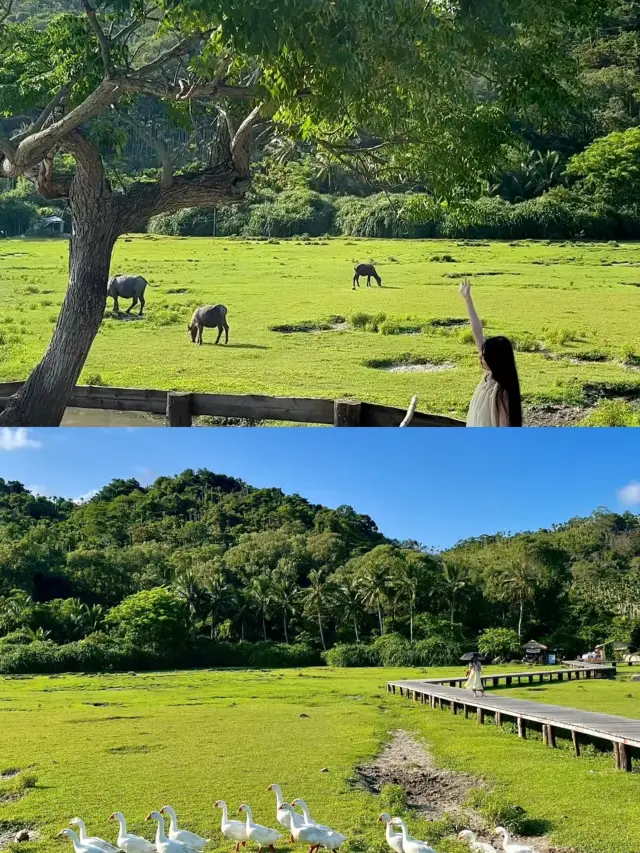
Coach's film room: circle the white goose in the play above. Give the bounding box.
[160,807,208,851]
[109,813,156,853]
[267,785,294,841]
[458,831,496,853]
[59,829,107,853]
[146,811,197,853]
[238,804,281,852]
[378,814,403,853]
[389,819,436,853]
[69,819,120,853]
[279,803,346,853]
[494,828,537,853]
[215,800,248,852]
[291,800,331,832]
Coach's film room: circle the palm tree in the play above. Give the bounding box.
[495,548,540,640]
[249,576,272,641]
[83,603,105,634]
[173,569,203,638]
[356,560,390,636]
[441,561,466,626]
[332,579,363,643]
[202,569,231,640]
[302,569,333,651]
[394,558,422,643]
[270,566,299,644]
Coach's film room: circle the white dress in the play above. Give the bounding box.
[467,375,499,427]
[466,662,483,691]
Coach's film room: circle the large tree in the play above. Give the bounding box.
[0,0,601,424]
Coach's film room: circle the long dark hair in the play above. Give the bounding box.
[482,336,522,427]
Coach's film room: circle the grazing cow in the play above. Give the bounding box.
[189,304,229,345]
[353,263,382,290]
[107,274,150,316]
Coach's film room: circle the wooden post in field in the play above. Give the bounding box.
[166,392,193,426]
[464,704,469,719]
[572,730,580,756]
[333,400,361,426]
[517,717,526,739]
[451,701,457,715]
[478,708,485,725]
[495,711,502,727]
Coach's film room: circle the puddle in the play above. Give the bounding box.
[386,362,456,373]
[61,408,165,427]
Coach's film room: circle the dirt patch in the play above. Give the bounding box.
[0,825,39,850]
[0,770,19,781]
[365,356,456,373]
[524,404,592,427]
[354,730,480,818]
[106,744,165,754]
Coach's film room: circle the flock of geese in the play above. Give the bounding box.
[58,787,540,853]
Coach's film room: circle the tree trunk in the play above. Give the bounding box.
[317,607,326,651]
[353,614,360,643]
[410,604,414,644]
[262,614,267,642]
[0,202,118,426]
[241,618,245,642]
[518,598,524,640]
[450,593,455,626]
[377,601,384,636]
[283,612,289,644]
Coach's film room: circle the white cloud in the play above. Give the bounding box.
[618,481,640,507]
[73,489,99,504]
[0,428,42,451]
[26,484,50,497]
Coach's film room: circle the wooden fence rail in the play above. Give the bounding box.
[0,382,466,427]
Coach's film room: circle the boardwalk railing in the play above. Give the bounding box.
[0,382,466,427]
[387,663,640,772]
[409,660,616,690]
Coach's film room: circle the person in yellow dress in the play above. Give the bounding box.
[465,656,485,697]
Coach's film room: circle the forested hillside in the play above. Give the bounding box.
[0,469,638,673]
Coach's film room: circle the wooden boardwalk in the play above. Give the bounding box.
[387,662,639,771]
[413,660,616,690]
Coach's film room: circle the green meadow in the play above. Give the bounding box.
[2,666,640,853]
[1,237,640,422]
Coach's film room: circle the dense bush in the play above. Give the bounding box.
[147,188,640,240]
[477,628,521,660]
[0,194,37,236]
[324,632,464,668]
[0,636,321,675]
[324,643,379,667]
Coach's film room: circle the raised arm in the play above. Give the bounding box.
[459,280,485,352]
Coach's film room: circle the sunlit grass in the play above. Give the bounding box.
[1,236,640,418]
[1,666,640,853]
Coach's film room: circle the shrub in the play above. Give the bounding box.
[477,628,521,660]
[566,128,640,208]
[413,635,464,666]
[247,190,335,237]
[510,332,543,353]
[372,633,412,666]
[105,587,190,655]
[324,643,379,667]
[465,790,528,834]
[579,400,640,426]
[0,195,37,236]
[379,783,409,817]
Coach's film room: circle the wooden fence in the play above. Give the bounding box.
[0,382,466,427]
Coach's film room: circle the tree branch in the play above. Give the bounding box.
[231,103,263,177]
[3,80,119,176]
[118,114,175,188]
[0,0,13,25]
[81,0,112,77]
[13,84,72,143]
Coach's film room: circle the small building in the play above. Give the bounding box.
[523,639,559,665]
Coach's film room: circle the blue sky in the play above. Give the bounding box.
[0,427,638,550]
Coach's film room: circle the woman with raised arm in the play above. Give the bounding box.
[459,280,522,427]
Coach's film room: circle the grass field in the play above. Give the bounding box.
[2,666,640,853]
[1,237,640,422]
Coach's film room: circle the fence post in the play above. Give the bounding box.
[333,400,361,426]
[167,392,193,426]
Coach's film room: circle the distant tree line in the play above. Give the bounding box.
[0,470,639,673]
